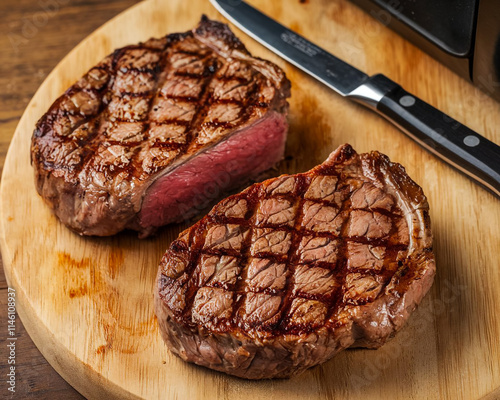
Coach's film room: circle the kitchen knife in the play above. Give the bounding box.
[210,0,500,198]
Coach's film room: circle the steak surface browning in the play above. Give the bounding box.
[31,16,290,237]
[155,144,435,379]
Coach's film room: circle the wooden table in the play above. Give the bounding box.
[0,1,141,398]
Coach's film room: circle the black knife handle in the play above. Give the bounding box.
[375,82,500,197]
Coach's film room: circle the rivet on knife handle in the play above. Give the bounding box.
[211,0,500,198]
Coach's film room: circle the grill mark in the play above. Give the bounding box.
[110,91,154,99]
[244,286,286,297]
[159,94,200,102]
[276,175,309,332]
[229,70,267,128]
[107,47,166,179]
[116,66,158,74]
[111,48,124,73]
[150,141,183,150]
[211,98,249,106]
[199,248,244,259]
[147,119,191,127]
[208,215,247,225]
[59,67,114,177]
[79,86,106,97]
[249,252,289,263]
[229,188,259,330]
[331,191,359,319]
[179,220,210,326]
[205,280,235,292]
[176,50,211,56]
[180,56,220,149]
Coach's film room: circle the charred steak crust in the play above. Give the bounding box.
[155,144,435,379]
[31,16,291,237]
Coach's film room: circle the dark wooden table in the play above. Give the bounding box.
[0,1,141,398]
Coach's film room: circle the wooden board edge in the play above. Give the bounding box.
[0,201,141,399]
[10,267,141,399]
[480,388,500,400]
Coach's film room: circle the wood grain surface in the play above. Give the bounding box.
[1,0,500,399]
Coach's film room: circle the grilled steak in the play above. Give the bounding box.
[31,16,290,237]
[155,144,435,379]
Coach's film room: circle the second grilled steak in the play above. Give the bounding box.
[155,144,435,379]
[31,16,290,237]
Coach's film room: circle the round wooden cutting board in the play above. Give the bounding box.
[1,0,500,398]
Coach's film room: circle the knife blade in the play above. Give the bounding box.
[210,0,500,198]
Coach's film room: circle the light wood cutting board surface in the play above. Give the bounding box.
[1,0,500,398]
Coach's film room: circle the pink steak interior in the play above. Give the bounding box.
[139,112,288,228]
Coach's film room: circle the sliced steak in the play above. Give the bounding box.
[155,144,435,379]
[31,16,290,237]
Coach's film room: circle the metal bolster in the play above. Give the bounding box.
[346,74,399,110]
